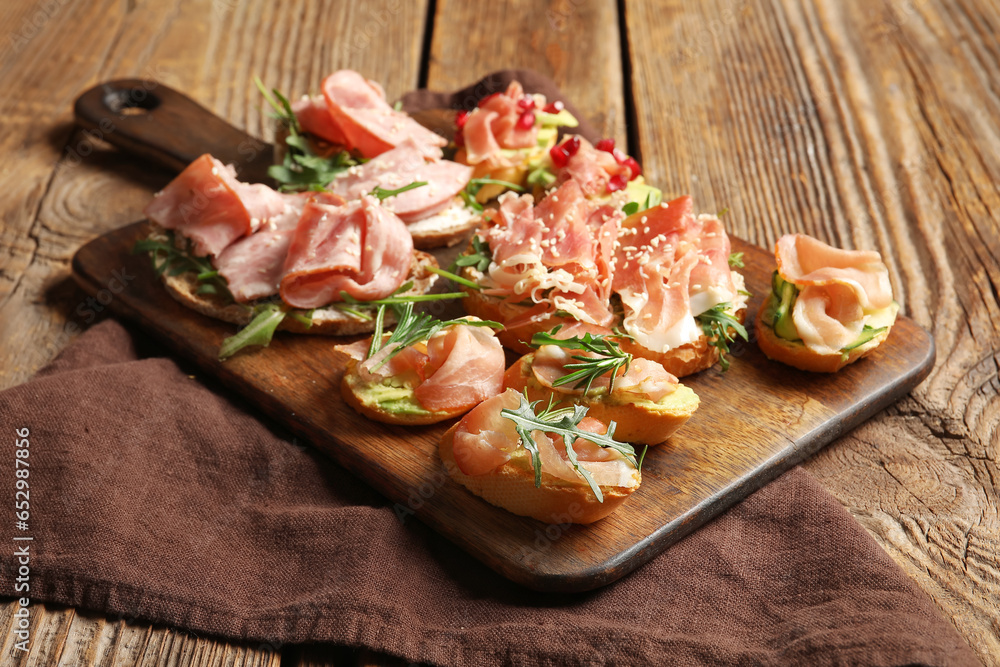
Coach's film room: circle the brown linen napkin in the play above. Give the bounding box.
[0,71,980,665]
[0,321,978,666]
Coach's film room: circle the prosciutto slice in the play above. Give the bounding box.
[329,141,472,222]
[280,195,413,308]
[776,234,894,355]
[322,70,446,159]
[462,81,538,166]
[213,192,345,303]
[144,154,286,257]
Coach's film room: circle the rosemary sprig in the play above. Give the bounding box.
[696,303,748,371]
[365,302,501,370]
[452,234,492,273]
[529,328,632,394]
[500,395,638,502]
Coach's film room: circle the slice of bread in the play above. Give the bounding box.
[754,298,899,373]
[340,358,464,425]
[502,355,700,445]
[149,230,439,335]
[440,422,639,524]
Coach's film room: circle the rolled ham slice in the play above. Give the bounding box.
[322,70,446,159]
[280,195,413,308]
[143,154,286,257]
[329,141,472,223]
[292,95,348,145]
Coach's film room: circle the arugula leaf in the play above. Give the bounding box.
[500,394,638,501]
[452,234,492,273]
[526,165,557,188]
[218,302,287,360]
[366,302,501,370]
[696,303,748,371]
[728,252,745,268]
[622,202,639,216]
[461,175,524,212]
[132,233,232,301]
[371,181,427,201]
[425,266,483,290]
[529,328,632,394]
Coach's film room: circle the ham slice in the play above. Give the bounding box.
[461,81,538,165]
[329,141,472,222]
[144,154,286,257]
[414,323,505,411]
[292,95,348,145]
[280,195,413,308]
[452,390,523,475]
[322,70,446,159]
[559,137,627,197]
[213,192,345,303]
[776,234,894,355]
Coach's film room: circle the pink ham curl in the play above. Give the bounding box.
[144,154,286,257]
[279,195,413,309]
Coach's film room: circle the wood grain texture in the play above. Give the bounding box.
[69,219,933,592]
[624,0,999,661]
[0,0,428,664]
[427,0,626,146]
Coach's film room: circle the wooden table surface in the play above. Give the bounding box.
[0,0,997,664]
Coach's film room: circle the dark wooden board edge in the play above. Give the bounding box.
[70,222,935,592]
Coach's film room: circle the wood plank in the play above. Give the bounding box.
[69,217,933,591]
[0,0,430,391]
[623,0,999,661]
[426,0,625,146]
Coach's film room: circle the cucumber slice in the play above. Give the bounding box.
[772,279,800,341]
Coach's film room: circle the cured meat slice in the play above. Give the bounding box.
[451,390,523,475]
[776,234,893,311]
[144,154,286,257]
[280,195,413,308]
[292,95,348,145]
[322,70,446,159]
[413,324,505,411]
[213,192,345,303]
[461,81,538,166]
[329,141,472,222]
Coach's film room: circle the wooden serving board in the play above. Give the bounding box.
[71,221,934,592]
[70,79,934,592]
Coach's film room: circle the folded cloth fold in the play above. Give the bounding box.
[0,71,978,666]
[0,319,977,665]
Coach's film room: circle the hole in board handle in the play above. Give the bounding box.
[103,84,161,115]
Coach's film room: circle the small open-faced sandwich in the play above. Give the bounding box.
[755,233,899,372]
[502,323,699,445]
[440,388,642,524]
[336,304,505,425]
[137,153,447,359]
[258,71,480,248]
[457,181,749,376]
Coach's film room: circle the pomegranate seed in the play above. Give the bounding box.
[543,100,564,113]
[477,92,500,108]
[517,97,536,111]
[517,109,536,130]
[607,173,627,192]
[595,138,615,153]
[455,110,469,129]
[564,136,581,156]
[611,148,628,164]
[622,156,642,179]
[454,129,465,147]
[549,143,570,168]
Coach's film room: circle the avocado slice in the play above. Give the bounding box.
[771,275,800,341]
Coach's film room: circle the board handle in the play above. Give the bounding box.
[73,78,274,183]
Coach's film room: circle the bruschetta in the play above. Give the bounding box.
[755,234,898,372]
[440,388,641,524]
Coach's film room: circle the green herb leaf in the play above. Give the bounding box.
[425,266,483,290]
[499,395,638,501]
[622,202,639,216]
[452,234,492,273]
[529,328,632,394]
[728,252,745,268]
[696,303,748,371]
[218,303,287,360]
[526,165,557,188]
[366,302,501,370]
[371,181,427,201]
[132,232,232,300]
[468,177,524,192]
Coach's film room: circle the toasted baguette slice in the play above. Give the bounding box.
[154,239,438,336]
[340,358,460,425]
[503,355,699,445]
[440,423,639,525]
[406,200,480,249]
[755,299,899,373]
[461,280,748,377]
